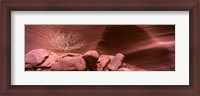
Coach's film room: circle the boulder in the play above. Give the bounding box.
[50,56,86,71]
[96,55,111,71]
[82,50,99,70]
[25,49,49,68]
[39,51,59,67]
[107,53,124,71]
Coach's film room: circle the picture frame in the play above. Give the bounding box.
[0,0,199,95]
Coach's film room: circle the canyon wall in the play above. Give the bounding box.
[25,25,175,71]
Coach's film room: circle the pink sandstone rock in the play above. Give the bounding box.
[82,50,99,70]
[25,49,49,68]
[96,55,111,71]
[39,51,59,67]
[50,56,86,71]
[107,53,125,71]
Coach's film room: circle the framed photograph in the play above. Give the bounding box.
[1,0,199,95]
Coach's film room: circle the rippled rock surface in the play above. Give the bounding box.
[25,25,175,71]
[97,25,175,71]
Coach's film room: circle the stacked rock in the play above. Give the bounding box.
[82,50,99,71]
[25,49,144,71]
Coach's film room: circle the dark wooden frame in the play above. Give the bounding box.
[0,0,199,96]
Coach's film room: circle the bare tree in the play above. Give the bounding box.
[47,30,85,52]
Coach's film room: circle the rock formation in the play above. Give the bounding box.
[25,49,49,68]
[25,49,144,71]
[107,53,125,71]
[82,50,99,71]
[96,55,112,71]
[50,56,86,71]
[25,25,175,71]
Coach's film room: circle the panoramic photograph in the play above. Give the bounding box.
[25,25,175,71]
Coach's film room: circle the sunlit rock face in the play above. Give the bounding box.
[97,25,175,71]
[25,25,175,71]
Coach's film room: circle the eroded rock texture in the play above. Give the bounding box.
[25,49,59,70]
[50,56,86,71]
[96,55,112,71]
[25,25,175,71]
[25,49,49,68]
[97,25,175,71]
[107,53,125,71]
[82,50,99,70]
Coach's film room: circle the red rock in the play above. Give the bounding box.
[25,49,49,68]
[107,53,124,71]
[96,55,111,71]
[82,50,99,70]
[39,51,59,67]
[50,56,86,71]
[25,25,175,71]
